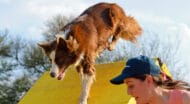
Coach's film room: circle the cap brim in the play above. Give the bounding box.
[110,73,128,85]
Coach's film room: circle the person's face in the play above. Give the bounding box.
[124,76,153,104]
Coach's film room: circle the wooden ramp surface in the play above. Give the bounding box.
[19,61,136,104]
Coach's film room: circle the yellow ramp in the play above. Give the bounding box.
[19,61,134,104]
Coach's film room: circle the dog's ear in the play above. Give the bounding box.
[55,34,65,39]
[38,42,52,50]
[38,41,55,55]
[56,36,68,51]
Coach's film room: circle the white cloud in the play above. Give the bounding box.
[26,0,91,20]
[0,0,93,41]
[129,10,176,30]
[178,24,190,56]
[177,24,190,81]
[26,26,44,41]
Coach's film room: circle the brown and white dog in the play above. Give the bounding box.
[38,2,142,104]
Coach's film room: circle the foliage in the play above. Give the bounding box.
[0,75,32,104]
[21,44,50,76]
[0,30,12,57]
[0,30,14,81]
[0,30,34,104]
[42,14,74,41]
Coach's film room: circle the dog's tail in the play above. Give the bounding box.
[120,16,142,43]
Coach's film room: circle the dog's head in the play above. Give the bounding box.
[38,35,79,80]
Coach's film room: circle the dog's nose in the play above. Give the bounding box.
[50,72,57,78]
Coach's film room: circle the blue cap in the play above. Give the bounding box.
[110,55,160,84]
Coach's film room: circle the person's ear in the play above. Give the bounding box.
[146,75,154,84]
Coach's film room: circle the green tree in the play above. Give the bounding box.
[0,30,11,57]
[0,29,33,104]
[0,30,13,81]
[21,43,50,76]
[42,14,73,41]
[0,75,32,104]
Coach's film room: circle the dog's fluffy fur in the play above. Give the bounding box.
[39,2,142,104]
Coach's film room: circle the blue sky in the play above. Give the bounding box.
[1,0,190,80]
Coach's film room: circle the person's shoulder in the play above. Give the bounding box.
[181,90,190,104]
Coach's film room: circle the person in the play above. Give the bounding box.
[110,55,190,104]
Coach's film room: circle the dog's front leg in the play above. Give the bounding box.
[79,74,94,104]
[108,35,120,51]
[108,27,122,51]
